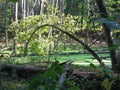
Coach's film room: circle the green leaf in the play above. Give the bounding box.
[101,78,114,90]
[29,75,42,90]
[29,61,64,90]
[89,63,96,68]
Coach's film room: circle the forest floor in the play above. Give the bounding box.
[0,41,119,90]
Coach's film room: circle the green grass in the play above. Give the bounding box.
[51,54,111,66]
[0,74,29,90]
[52,54,93,61]
[0,53,111,66]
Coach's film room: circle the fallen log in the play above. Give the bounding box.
[0,63,119,80]
[56,60,73,90]
[0,64,47,78]
[0,61,69,79]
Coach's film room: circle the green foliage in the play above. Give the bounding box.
[65,0,89,16]
[85,59,96,69]
[1,0,120,89]
[10,0,18,2]
[103,68,114,78]
[0,0,13,33]
[89,63,96,69]
[101,78,114,90]
[8,14,82,55]
[108,44,119,51]
[90,18,120,30]
[29,61,64,90]
[63,14,80,33]
[61,80,80,90]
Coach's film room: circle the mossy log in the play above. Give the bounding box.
[0,64,46,78]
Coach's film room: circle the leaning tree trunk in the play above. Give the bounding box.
[24,24,105,66]
[95,0,119,71]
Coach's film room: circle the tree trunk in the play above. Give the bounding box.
[12,2,18,55]
[26,0,30,16]
[60,0,64,14]
[21,0,24,18]
[31,0,37,15]
[23,0,26,18]
[51,0,55,14]
[95,0,119,71]
[55,0,58,7]
[5,27,8,47]
[40,0,44,15]
[38,0,42,14]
